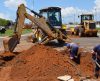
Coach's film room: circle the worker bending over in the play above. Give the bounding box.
[92,44,100,78]
[65,43,80,64]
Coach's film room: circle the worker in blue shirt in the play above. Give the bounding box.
[65,43,80,64]
[92,44,100,78]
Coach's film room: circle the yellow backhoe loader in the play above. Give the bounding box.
[74,14,98,37]
[3,4,69,52]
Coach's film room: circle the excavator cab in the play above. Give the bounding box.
[39,7,62,29]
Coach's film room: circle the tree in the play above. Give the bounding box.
[0,18,11,27]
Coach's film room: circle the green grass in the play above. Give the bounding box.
[96,27,100,30]
[22,29,32,34]
[0,29,32,37]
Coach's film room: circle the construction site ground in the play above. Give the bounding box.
[0,34,100,81]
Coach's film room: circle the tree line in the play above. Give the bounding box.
[0,18,12,27]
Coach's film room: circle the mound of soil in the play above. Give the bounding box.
[8,45,77,81]
[0,45,95,81]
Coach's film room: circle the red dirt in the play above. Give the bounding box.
[78,52,94,77]
[0,44,96,81]
[0,52,15,57]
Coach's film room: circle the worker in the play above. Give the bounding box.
[65,42,80,64]
[49,13,58,25]
[91,44,100,78]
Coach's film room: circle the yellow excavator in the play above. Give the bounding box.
[3,4,69,52]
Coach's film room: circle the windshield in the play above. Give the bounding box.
[40,12,48,19]
[82,15,94,21]
[48,11,62,26]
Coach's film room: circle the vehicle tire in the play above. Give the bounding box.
[79,28,84,37]
[74,28,79,35]
[93,33,97,37]
[76,30,79,35]
[72,32,74,35]
[79,32,83,37]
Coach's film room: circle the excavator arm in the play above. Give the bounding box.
[3,4,68,52]
[17,4,56,38]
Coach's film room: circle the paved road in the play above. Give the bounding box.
[0,34,100,52]
[71,37,100,51]
[0,37,4,50]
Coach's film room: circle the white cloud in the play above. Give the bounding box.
[61,7,92,23]
[61,7,75,17]
[61,0,100,19]
[94,0,100,9]
[93,0,100,13]
[61,7,89,18]
[61,0,100,22]
[91,0,100,21]
[0,13,10,20]
[4,0,27,9]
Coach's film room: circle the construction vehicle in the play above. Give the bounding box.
[74,14,98,37]
[3,4,69,52]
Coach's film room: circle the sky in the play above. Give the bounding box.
[0,0,100,23]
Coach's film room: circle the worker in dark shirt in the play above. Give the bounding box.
[92,44,100,78]
[65,43,80,64]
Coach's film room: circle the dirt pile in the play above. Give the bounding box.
[7,45,77,81]
[0,44,95,81]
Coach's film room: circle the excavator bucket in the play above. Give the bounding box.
[8,37,19,52]
[3,35,19,52]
